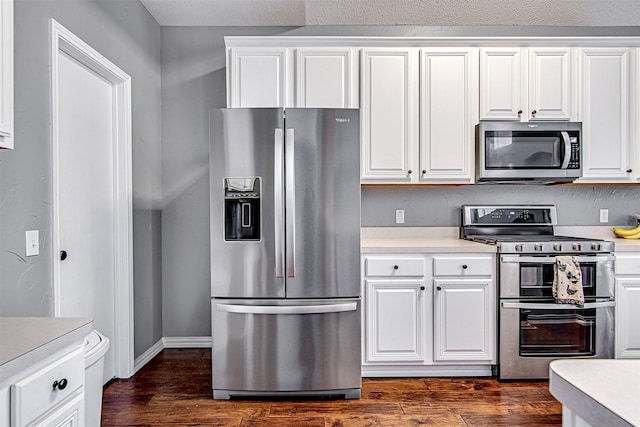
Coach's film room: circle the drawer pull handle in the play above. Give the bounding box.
[462,264,468,269]
[393,265,399,270]
[53,378,68,391]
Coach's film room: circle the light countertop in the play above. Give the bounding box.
[0,317,93,382]
[361,227,496,254]
[549,359,640,427]
[362,226,640,253]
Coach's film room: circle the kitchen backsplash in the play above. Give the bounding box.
[361,185,640,227]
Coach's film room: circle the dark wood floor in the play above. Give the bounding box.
[101,349,562,426]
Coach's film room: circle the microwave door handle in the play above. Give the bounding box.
[560,131,571,169]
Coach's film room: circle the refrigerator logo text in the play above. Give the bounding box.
[335,118,351,123]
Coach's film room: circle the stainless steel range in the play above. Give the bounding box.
[461,205,615,380]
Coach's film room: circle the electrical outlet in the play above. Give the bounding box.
[25,230,39,257]
[395,209,405,224]
[599,209,609,223]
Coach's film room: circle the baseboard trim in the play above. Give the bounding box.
[162,336,212,348]
[133,338,164,374]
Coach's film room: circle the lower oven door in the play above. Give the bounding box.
[499,300,614,380]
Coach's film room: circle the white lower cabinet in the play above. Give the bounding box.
[0,344,85,427]
[362,253,496,376]
[433,279,494,362]
[365,279,425,363]
[615,252,640,358]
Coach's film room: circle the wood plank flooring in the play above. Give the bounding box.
[101,349,562,426]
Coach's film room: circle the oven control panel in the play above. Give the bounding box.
[463,205,557,226]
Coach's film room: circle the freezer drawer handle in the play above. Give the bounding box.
[216,302,357,315]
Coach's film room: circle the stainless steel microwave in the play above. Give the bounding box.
[476,121,582,184]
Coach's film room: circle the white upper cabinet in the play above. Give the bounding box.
[577,48,633,182]
[227,47,290,108]
[480,47,573,121]
[360,48,419,183]
[295,48,358,108]
[419,48,478,183]
[0,0,13,149]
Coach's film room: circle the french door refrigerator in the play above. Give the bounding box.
[209,108,361,399]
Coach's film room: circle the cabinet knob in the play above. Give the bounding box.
[60,250,68,261]
[462,264,468,269]
[627,169,633,173]
[531,109,537,115]
[420,286,425,291]
[53,378,68,390]
[422,170,426,174]
[393,265,399,270]
[407,170,413,175]
[436,286,442,291]
[517,110,523,116]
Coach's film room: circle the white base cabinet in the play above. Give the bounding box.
[615,252,640,358]
[362,253,496,376]
[0,344,85,427]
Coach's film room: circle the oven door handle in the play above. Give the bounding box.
[500,255,615,264]
[501,300,615,310]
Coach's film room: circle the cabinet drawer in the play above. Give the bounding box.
[365,257,425,277]
[11,347,84,427]
[616,254,640,275]
[433,256,493,276]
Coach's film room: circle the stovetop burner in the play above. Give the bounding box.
[461,205,615,254]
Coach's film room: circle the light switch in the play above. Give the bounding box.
[25,230,39,257]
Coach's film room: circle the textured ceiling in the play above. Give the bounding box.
[140,0,640,27]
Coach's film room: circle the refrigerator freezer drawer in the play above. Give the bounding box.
[212,298,361,398]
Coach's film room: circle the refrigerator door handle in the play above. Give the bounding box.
[216,302,358,315]
[274,128,285,278]
[285,128,296,278]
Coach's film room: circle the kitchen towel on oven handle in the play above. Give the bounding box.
[553,255,584,306]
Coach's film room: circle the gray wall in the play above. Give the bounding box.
[160,25,640,338]
[0,0,163,358]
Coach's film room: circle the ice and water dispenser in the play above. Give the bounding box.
[224,177,261,241]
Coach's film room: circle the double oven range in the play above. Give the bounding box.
[462,205,615,380]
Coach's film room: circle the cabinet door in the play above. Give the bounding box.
[227,47,289,108]
[616,277,640,358]
[0,0,13,148]
[364,279,425,363]
[295,48,357,108]
[419,48,478,183]
[577,48,632,182]
[34,391,84,427]
[480,48,524,120]
[529,48,573,121]
[361,49,419,183]
[433,279,495,362]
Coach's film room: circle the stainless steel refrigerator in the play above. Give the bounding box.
[209,108,361,399]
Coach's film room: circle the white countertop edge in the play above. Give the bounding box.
[0,317,94,383]
[549,359,639,427]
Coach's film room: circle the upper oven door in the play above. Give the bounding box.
[476,121,582,182]
[500,254,615,299]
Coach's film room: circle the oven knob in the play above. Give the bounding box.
[515,244,524,252]
[573,243,582,251]
[534,244,544,251]
[553,243,562,252]
[592,243,601,251]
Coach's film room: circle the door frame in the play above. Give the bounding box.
[50,19,134,378]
